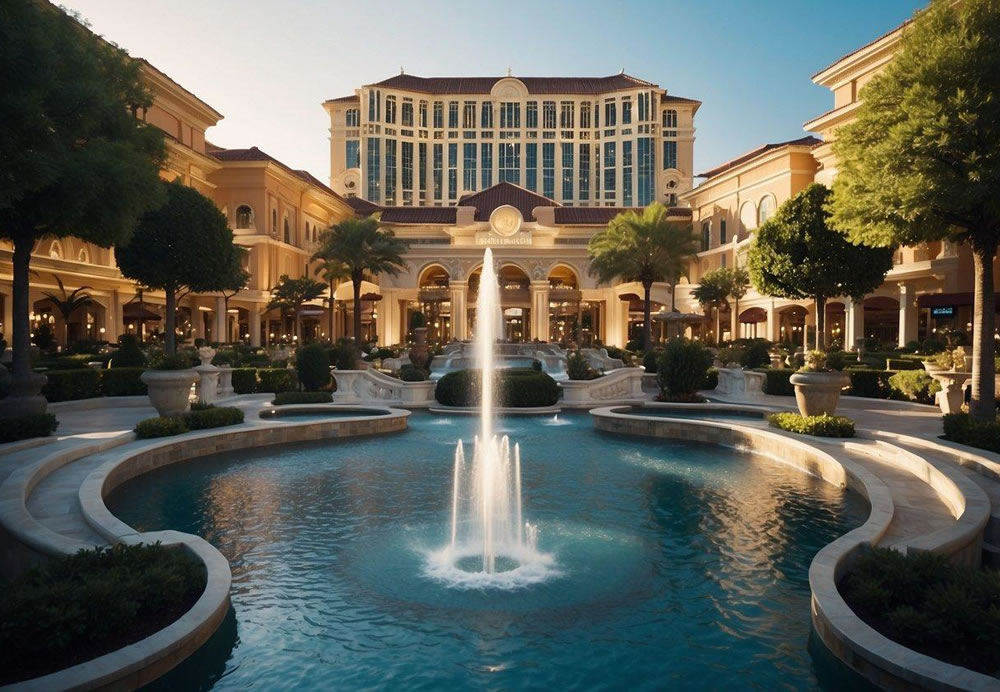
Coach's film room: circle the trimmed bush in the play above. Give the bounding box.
[99,368,147,397]
[0,414,59,444]
[154,353,194,370]
[825,351,846,371]
[435,369,558,407]
[942,413,1000,454]
[888,370,940,404]
[296,343,331,392]
[847,369,896,399]
[568,351,597,380]
[185,406,244,430]
[840,547,1000,674]
[0,543,206,685]
[258,368,297,393]
[399,364,428,382]
[758,368,795,396]
[272,391,333,405]
[768,412,855,437]
[703,368,718,391]
[656,339,713,398]
[740,340,771,369]
[232,368,258,394]
[41,368,101,402]
[886,358,922,371]
[642,350,660,374]
[134,416,188,439]
[110,335,146,368]
[435,370,477,407]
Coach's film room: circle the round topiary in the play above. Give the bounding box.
[112,335,147,369]
[656,339,712,398]
[296,343,331,391]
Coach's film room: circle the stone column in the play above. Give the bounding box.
[530,281,549,342]
[898,283,918,347]
[766,300,780,342]
[730,303,739,342]
[937,240,959,258]
[379,290,400,347]
[846,300,865,350]
[192,299,206,341]
[450,281,468,341]
[1,281,13,343]
[249,305,261,347]
[215,297,227,344]
[803,308,813,349]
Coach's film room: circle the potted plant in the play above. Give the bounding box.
[141,353,198,417]
[789,350,850,416]
[923,347,971,414]
[408,312,430,369]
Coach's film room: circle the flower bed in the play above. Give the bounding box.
[767,412,855,437]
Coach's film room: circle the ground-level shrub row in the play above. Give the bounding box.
[134,405,245,439]
[768,412,855,438]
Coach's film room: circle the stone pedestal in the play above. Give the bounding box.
[929,372,970,414]
[194,365,220,405]
[217,366,234,397]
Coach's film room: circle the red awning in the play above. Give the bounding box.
[739,307,767,323]
[916,292,1000,308]
[618,293,641,302]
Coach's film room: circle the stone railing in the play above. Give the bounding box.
[714,367,766,400]
[332,368,436,407]
[559,368,647,408]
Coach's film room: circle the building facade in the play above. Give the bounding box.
[324,73,699,209]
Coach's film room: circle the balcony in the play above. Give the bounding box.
[418,287,450,303]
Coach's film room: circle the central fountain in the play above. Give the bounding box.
[427,248,554,587]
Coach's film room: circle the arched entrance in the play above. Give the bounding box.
[468,264,531,342]
[739,307,767,339]
[416,265,451,343]
[548,265,584,344]
[333,279,381,344]
[777,305,808,347]
[864,296,899,347]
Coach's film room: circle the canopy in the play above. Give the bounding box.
[122,303,161,321]
[739,307,767,323]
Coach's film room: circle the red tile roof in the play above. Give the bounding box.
[696,136,822,179]
[345,196,381,216]
[209,146,344,200]
[379,207,457,224]
[325,94,360,104]
[362,73,662,95]
[458,182,559,222]
[553,206,691,225]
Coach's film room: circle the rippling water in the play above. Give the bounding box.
[108,412,869,691]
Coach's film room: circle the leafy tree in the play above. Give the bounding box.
[828,0,1000,420]
[266,275,326,344]
[588,203,698,350]
[311,250,350,342]
[0,0,165,413]
[218,249,250,343]
[748,184,893,350]
[313,216,407,350]
[41,275,93,347]
[728,266,751,330]
[691,269,732,344]
[116,182,240,355]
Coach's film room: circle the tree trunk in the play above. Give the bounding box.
[734,295,740,341]
[970,247,997,421]
[11,234,33,381]
[165,286,176,355]
[669,281,677,312]
[328,279,335,343]
[642,281,652,351]
[815,296,826,351]
[714,305,721,346]
[352,273,363,353]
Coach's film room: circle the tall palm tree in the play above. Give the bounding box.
[266,274,326,344]
[42,275,93,347]
[313,216,407,350]
[691,269,732,345]
[311,253,351,343]
[587,203,699,351]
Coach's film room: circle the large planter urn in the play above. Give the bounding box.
[409,327,430,369]
[141,368,198,417]
[927,371,970,414]
[789,370,850,417]
[217,366,234,397]
[769,354,784,369]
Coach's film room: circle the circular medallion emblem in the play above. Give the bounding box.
[489,205,523,237]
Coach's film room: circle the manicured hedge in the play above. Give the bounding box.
[703,368,718,391]
[768,412,855,437]
[0,543,206,685]
[942,413,1000,454]
[886,358,923,371]
[100,368,147,397]
[435,369,559,407]
[757,368,795,396]
[257,368,297,394]
[296,343,330,391]
[399,364,428,382]
[888,370,940,405]
[846,369,896,399]
[41,368,101,402]
[0,414,59,444]
[135,416,188,439]
[272,391,333,405]
[134,406,244,439]
[232,368,258,394]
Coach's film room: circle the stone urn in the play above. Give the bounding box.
[789,370,850,417]
[409,327,430,369]
[927,371,970,414]
[141,368,199,417]
[0,370,48,417]
[769,353,785,369]
[197,346,217,367]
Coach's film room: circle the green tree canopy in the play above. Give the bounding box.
[311,254,350,342]
[828,0,1000,419]
[0,0,165,413]
[313,216,407,349]
[266,274,326,344]
[692,268,734,344]
[587,203,698,351]
[116,182,240,354]
[41,275,93,347]
[748,184,893,349]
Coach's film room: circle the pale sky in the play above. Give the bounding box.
[59,0,925,185]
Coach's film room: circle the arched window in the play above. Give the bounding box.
[739,201,757,230]
[701,222,711,252]
[236,205,253,229]
[720,219,727,245]
[283,218,291,244]
[758,195,775,226]
[49,240,63,259]
[271,208,278,235]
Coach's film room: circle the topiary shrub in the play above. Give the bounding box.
[435,369,558,407]
[296,343,331,392]
[153,353,194,370]
[0,414,59,444]
[410,311,426,329]
[655,339,712,399]
[272,391,333,405]
[942,413,1000,454]
[100,368,147,397]
[847,369,896,399]
[435,369,478,407]
[568,351,597,380]
[642,350,660,374]
[257,368,297,393]
[111,335,146,368]
[185,406,244,430]
[825,351,846,371]
[231,368,258,394]
[41,368,101,402]
[134,416,188,439]
[399,364,428,382]
[768,412,855,437]
[740,340,771,369]
[886,358,922,371]
[888,370,941,405]
[756,368,794,396]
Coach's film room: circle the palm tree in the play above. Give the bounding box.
[266,274,326,344]
[691,269,732,344]
[587,203,699,351]
[313,216,407,351]
[311,253,351,343]
[42,275,93,347]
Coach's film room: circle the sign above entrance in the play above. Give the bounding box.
[479,205,531,245]
[931,305,955,317]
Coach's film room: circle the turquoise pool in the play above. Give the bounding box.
[108,412,869,690]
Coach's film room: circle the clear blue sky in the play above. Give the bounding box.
[59,0,925,184]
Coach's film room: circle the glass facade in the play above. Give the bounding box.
[481,143,493,189]
[418,142,427,198]
[561,143,573,201]
[448,101,459,129]
[603,142,616,192]
[622,140,633,206]
[526,101,537,129]
[433,101,443,128]
[401,141,413,202]
[543,101,556,129]
[447,143,457,199]
[663,140,677,169]
[500,102,520,129]
[463,143,476,192]
[637,137,654,206]
[560,102,574,129]
[384,138,397,205]
[346,140,360,169]
[578,143,590,201]
[499,143,520,183]
[366,137,380,200]
[526,143,537,192]
[622,99,632,125]
[385,96,396,124]
[542,142,555,199]
[481,102,493,128]
[433,143,442,200]
[401,101,413,127]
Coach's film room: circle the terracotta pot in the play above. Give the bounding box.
[141,368,198,417]
[789,370,849,417]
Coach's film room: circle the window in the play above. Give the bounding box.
[758,196,775,226]
[720,219,727,244]
[637,137,654,206]
[447,143,457,199]
[604,101,616,127]
[561,143,573,200]
[663,109,677,128]
[578,143,590,201]
[448,101,459,128]
[345,140,360,169]
[542,142,555,199]
[433,101,443,128]
[418,142,427,197]
[271,208,277,234]
[235,205,253,229]
[481,101,493,128]
[622,140,633,206]
[345,109,359,127]
[433,144,443,200]
[638,92,650,122]
[560,102,574,129]
[284,217,291,244]
[481,143,493,188]
[385,95,396,124]
[701,222,711,252]
[499,142,520,183]
[366,138,380,201]
[603,142,616,192]
[594,102,600,128]
[463,101,476,129]
[401,141,413,200]
[622,99,632,125]
[580,102,591,129]
[526,101,537,128]
[401,101,413,127]
[463,143,476,192]
[500,102,520,129]
[525,142,537,191]
[662,141,677,169]
[543,101,556,129]
[367,90,377,121]
[384,139,397,205]
[419,101,428,128]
